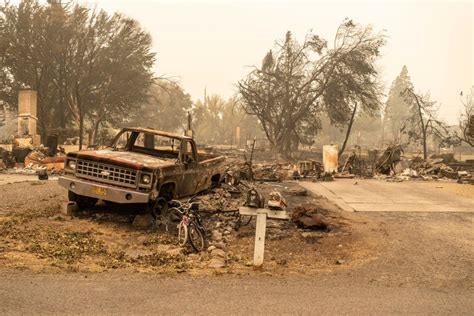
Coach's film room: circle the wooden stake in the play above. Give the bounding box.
[239,206,289,267]
[253,210,267,266]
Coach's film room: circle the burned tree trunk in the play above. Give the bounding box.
[88,117,105,147]
[404,89,428,160]
[78,113,84,150]
[339,102,358,156]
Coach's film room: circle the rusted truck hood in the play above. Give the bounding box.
[69,149,177,170]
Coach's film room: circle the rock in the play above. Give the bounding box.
[300,231,322,243]
[245,261,253,267]
[187,254,199,261]
[291,204,328,230]
[211,248,226,258]
[223,230,231,235]
[215,222,222,229]
[208,258,226,268]
[207,245,216,252]
[63,201,78,216]
[285,187,308,196]
[214,241,227,250]
[211,230,223,242]
[336,259,345,265]
[224,225,233,232]
[132,213,154,227]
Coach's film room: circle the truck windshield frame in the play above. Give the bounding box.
[111,130,184,160]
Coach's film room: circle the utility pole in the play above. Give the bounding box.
[381,115,385,148]
[186,111,193,138]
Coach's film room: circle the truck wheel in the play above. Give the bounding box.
[151,197,171,230]
[68,191,98,209]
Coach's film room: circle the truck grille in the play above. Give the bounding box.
[76,159,138,188]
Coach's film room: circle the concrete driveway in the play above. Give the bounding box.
[300,179,474,212]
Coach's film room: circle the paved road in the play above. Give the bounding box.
[0,271,471,315]
[300,179,474,212]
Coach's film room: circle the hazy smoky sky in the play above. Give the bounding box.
[66,1,474,123]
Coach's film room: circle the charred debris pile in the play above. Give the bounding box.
[0,143,65,178]
[373,145,473,184]
[221,144,473,185]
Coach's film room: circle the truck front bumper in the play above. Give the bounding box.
[58,176,150,204]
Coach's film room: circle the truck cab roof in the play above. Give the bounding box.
[121,127,193,141]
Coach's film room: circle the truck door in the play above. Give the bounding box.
[179,140,199,197]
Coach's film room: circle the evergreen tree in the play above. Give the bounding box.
[384,65,414,143]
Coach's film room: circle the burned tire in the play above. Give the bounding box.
[151,197,171,230]
[210,174,221,188]
[68,191,98,209]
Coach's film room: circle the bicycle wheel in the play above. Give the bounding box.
[177,222,188,247]
[188,222,206,252]
[238,214,252,226]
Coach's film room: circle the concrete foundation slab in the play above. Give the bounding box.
[300,179,474,213]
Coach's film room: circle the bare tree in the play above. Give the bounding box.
[238,20,385,156]
[457,89,474,147]
[401,88,454,159]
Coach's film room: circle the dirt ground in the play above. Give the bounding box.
[0,180,361,275]
[0,179,472,291]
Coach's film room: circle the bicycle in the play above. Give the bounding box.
[169,199,207,252]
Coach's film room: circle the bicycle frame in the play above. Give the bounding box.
[179,213,190,227]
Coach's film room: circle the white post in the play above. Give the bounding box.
[253,210,267,266]
[239,206,289,267]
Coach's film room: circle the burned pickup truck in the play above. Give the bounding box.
[59,127,226,214]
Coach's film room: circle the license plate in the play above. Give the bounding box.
[92,186,107,196]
